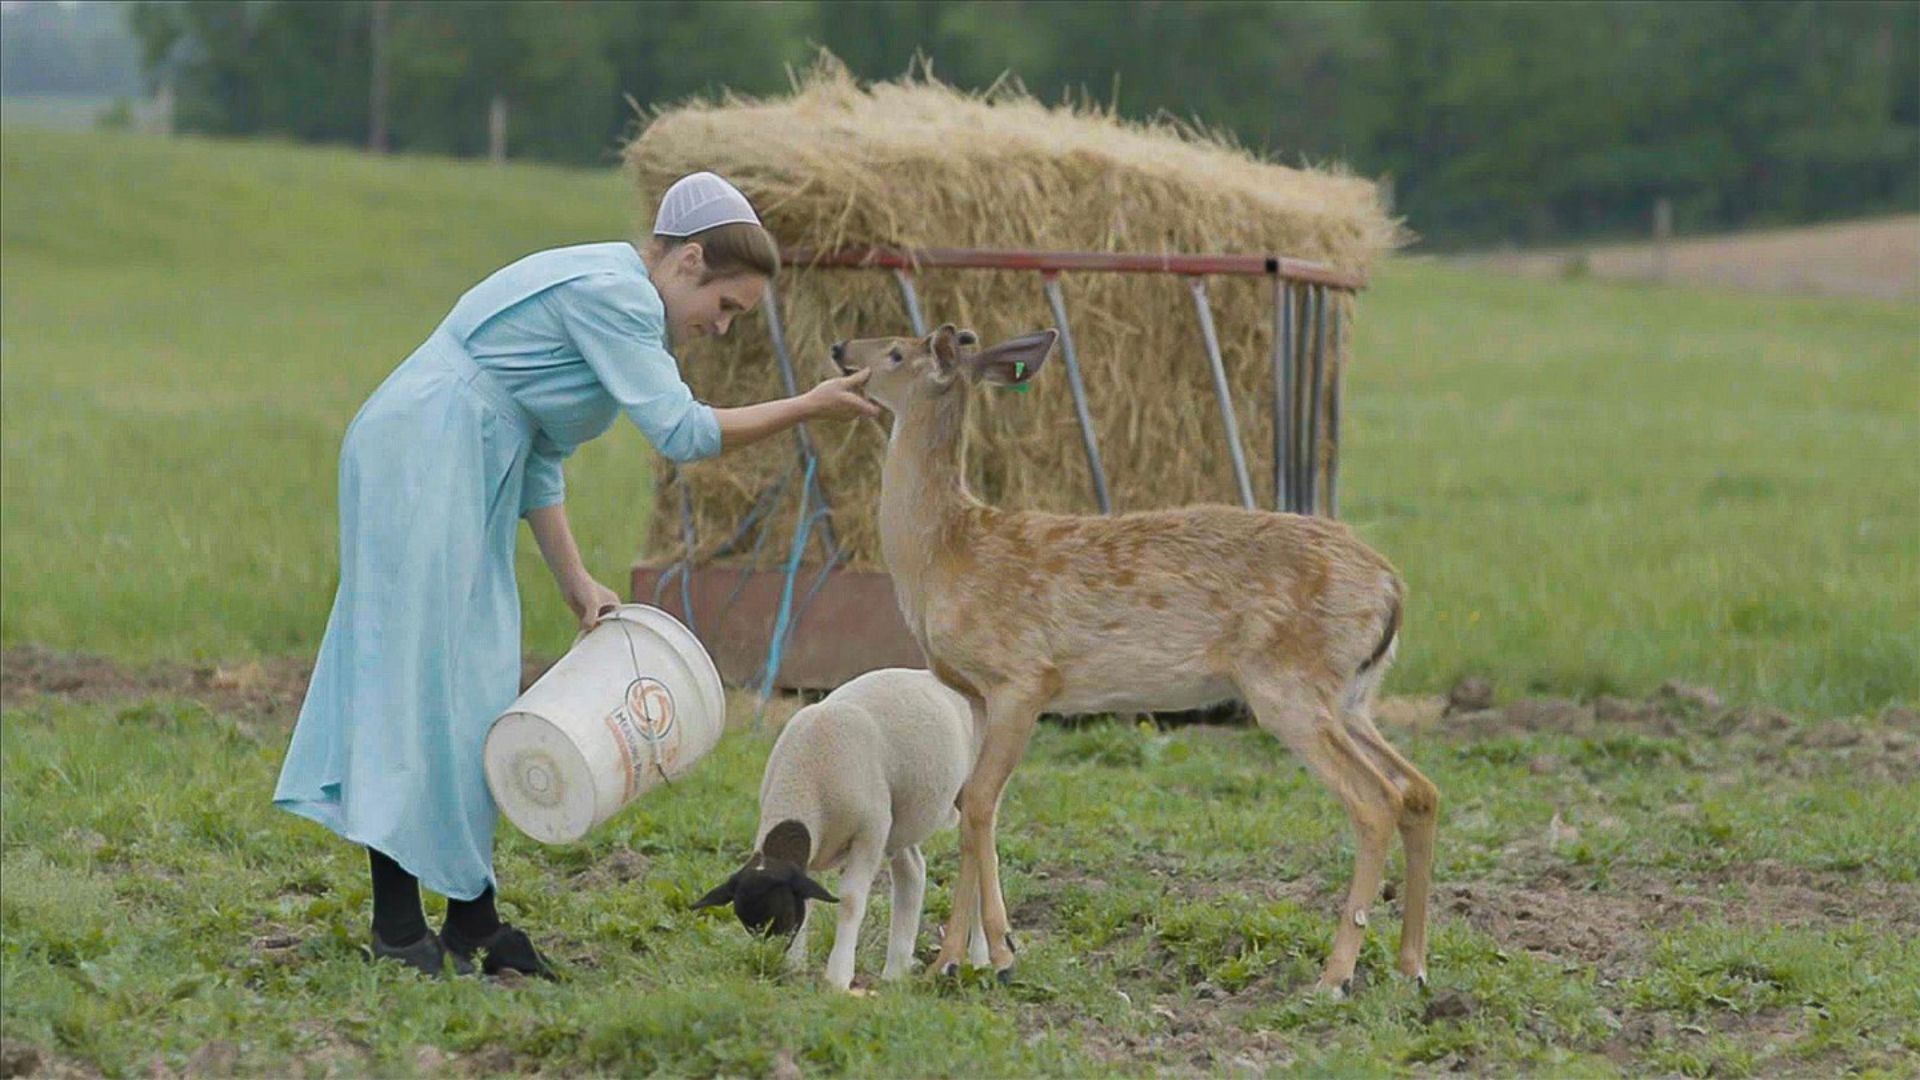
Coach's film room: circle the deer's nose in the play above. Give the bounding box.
[830,342,846,361]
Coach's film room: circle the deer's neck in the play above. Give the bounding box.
[879,390,973,628]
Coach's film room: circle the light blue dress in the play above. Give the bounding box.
[273,242,721,900]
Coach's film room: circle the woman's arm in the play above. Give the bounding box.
[525,373,876,630]
[712,369,880,452]
[525,503,620,632]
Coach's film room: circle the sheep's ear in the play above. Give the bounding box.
[689,874,738,911]
[761,820,812,867]
[793,873,839,905]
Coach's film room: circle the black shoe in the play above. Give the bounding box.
[441,923,557,981]
[370,930,473,978]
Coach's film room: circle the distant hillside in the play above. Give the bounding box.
[1459,216,1920,300]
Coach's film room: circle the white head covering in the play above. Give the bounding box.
[652,171,762,237]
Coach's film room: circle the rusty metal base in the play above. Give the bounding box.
[630,563,924,690]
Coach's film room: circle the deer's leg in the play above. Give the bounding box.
[934,686,1044,977]
[931,697,989,975]
[1242,668,1404,997]
[966,871,991,968]
[1342,705,1439,985]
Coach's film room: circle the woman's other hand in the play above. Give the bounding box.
[565,577,622,633]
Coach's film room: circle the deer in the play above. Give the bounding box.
[826,323,1438,997]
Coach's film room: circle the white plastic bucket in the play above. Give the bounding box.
[484,604,726,844]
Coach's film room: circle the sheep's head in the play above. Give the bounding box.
[689,820,837,938]
[829,325,1056,413]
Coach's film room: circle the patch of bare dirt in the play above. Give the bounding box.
[1003,836,1915,1073]
[275,1021,374,1079]
[1442,879,1654,978]
[1599,1006,1812,1071]
[1435,860,1920,985]
[0,1039,103,1080]
[1007,859,1908,1075]
[1374,677,1919,780]
[571,848,653,889]
[1029,1002,1298,1077]
[1406,678,1790,741]
[1689,860,1920,931]
[1,1041,43,1080]
[1,646,312,720]
[12,647,1909,778]
[0,647,566,722]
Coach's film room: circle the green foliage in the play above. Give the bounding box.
[113,0,1920,247]
[1355,1,1920,243]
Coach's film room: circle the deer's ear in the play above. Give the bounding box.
[964,330,1057,386]
[930,323,963,370]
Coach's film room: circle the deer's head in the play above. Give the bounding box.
[829,325,1058,415]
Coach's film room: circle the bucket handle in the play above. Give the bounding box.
[572,606,675,790]
[571,603,620,647]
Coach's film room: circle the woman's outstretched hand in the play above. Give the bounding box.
[711,370,880,453]
[804,369,882,421]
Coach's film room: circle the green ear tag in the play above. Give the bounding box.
[1008,361,1031,393]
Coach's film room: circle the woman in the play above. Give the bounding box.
[273,172,877,978]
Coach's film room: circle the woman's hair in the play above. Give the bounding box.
[650,221,779,282]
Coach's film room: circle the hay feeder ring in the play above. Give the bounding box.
[630,244,1367,693]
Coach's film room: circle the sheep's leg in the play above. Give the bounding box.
[783,912,811,972]
[824,840,885,992]
[934,685,1045,977]
[1343,705,1440,984]
[882,846,926,982]
[1241,666,1404,997]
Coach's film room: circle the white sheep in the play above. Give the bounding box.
[691,667,989,990]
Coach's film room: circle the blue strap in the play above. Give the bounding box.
[756,456,821,709]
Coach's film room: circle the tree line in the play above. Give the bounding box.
[119,0,1920,249]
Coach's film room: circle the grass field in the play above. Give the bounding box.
[4,661,1917,1077]
[3,129,1915,714]
[0,96,149,135]
[3,128,1919,1077]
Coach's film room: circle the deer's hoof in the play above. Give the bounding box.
[996,966,1014,986]
[1313,977,1352,1000]
[939,961,959,979]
